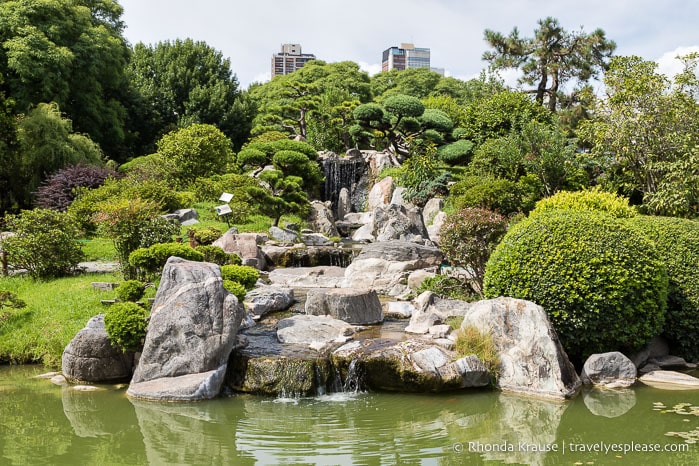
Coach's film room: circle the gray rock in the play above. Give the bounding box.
[308,201,339,237]
[268,266,346,288]
[389,187,408,206]
[407,269,435,291]
[343,212,373,225]
[305,288,383,325]
[582,352,637,388]
[629,336,670,368]
[62,314,133,383]
[276,315,355,346]
[373,204,428,243]
[405,291,473,334]
[638,370,699,389]
[127,258,244,401]
[582,387,636,418]
[461,297,581,400]
[647,355,696,370]
[212,231,268,270]
[301,233,333,246]
[162,208,199,225]
[351,223,375,242]
[269,226,299,243]
[244,286,295,319]
[427,211,447,244]
[342,241,443,294]
[383,301,416,318]
[422,198,444,226]
[337,188,351,222]
[367,176,394,210]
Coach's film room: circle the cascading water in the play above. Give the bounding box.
[322,156,368,219]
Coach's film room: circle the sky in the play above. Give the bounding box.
[117,0,699,89]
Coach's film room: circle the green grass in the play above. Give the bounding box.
[0,273,120,367]
[79,238,117,261]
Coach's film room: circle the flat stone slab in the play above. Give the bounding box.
[127,366,227,401]
[276,315,355,346]
[638,370,699,390]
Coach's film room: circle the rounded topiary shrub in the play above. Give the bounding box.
[627,215,699,361]
[220,264,260,290]
[483,209,668,359]
[223,280,247,302]
[104,302,149,352]
[116,280,145,302]
[530,188,637,219]
[195,245,240,266]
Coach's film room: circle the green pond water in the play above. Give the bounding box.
[1,365,697,465]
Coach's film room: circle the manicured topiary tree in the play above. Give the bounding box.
[627,215,699,361]
[220,264,260,290]
[483,209,668,359]
[104,302,149,352]
[530,188,637,219]
[115,280,145,303]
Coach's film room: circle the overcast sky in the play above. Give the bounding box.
[118,0,699,89]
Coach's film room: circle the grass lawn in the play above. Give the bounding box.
[0,273,121,367]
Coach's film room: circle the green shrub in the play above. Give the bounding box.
[439,207,508,295]
[1,209,84,279]
[129,243,205,280]
[116,280,145,302]
[220,264,260,290]
[195,245,240,266]
[416,275,478,302]
[628,215,699,361]
[104,302,149,352]
[188,227,222,246]
[483,209,668,359]
[223,280,247,302]
[531,188,637,219]
[448,176,538,216]
[437,139,474,165]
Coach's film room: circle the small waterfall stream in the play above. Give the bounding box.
[322,156,368,218]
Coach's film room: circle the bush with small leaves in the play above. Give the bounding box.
[188,227,222,246]
[483,209,668,359]
[129,243,205,280]
[439,207,509,295]
[1,209,84,279]
[116,280,145,302]
[195,245,240,266]
[223,280,247,302]
[416,275,477,302]
[627,215,699,361]
[220,264,260,290]
[104,302,149,352]
[34,164,120,212]
[530,188,637,219]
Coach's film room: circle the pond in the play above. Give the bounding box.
[1,365,697,465]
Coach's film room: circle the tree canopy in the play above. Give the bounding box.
[483,17,616,111]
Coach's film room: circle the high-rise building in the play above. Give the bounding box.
[381,43,431,72]
[271,43,316,77]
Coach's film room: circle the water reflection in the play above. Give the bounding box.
[582,386,637,418]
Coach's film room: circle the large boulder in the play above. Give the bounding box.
[581,352,637,388]
[212,231,268,270]
[62,314,133,383]
[127,258,244,401]
[342,241,443,295]
[244,286,295,319]
[268,226,299,243]
[373,204,428,243]
[461,297,581,400]
[307,201,339,237]
[638,370,699,390]
[406,291,474,334]
[162,208,199,226]
[276,314,355,346]
[305,288,383,325]
[367,176,394,210]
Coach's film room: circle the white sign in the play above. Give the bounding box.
[215,204,232,216]
[219,192,233,203]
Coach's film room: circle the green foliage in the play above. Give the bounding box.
[483,209,668,358]
[223,280,247,302]
[448,175,539,216]
[392,143,450,207]
[530,188,637,219]
[420,108,454,133]
[416,275,478,302]
[115,280,145,303]
[1,209,83,279]
[371,68,443,100]
[483,17,615,111]
[0,289,26,324]
[455,325,500,379]
[220,264,260,290]
[628,215,699,361]
[128,243,204,281]
[156,124,234,184]
[188,227,222,246]
[0,0,132,158]
[104,302,149,352]
[194,245,240,266]
[383,94,425,118]
[127,38,249,153]
[92,197,175,279]
[190,174,258,223]
[440,208,509,295]
[437,139,474,165]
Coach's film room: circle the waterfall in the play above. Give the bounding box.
[342,359,365,393]
[322,156,367,218]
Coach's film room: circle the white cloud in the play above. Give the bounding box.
[357,62,382,77]
[656,45,699,79]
